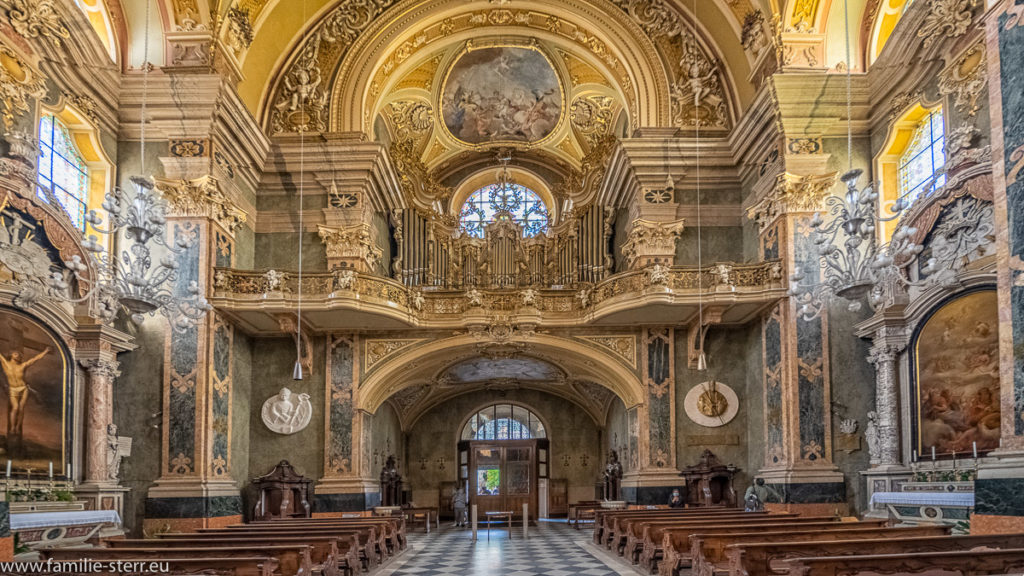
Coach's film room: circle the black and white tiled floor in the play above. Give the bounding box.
[376,521,637,576]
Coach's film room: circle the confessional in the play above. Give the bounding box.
[251,460,313,520]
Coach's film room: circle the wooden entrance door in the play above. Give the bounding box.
[466,440,538,520]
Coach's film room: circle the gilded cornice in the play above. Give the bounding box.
[154,175,248,234]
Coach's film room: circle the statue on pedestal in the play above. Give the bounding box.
[603,450,623,501]
[380,455,402,506]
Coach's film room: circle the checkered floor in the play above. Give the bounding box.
[376,521,636,576]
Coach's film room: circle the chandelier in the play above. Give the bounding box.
[55,176,211,330]
[788,169,932,319]
[785,0,940,321]
[47,0,208,332]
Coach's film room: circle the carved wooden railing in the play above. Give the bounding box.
[211,260,784,317]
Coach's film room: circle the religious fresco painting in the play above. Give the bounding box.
[914,290,1000,456]
[0,307,68,470]
[441,46,562,145]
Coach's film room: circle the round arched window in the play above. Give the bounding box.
[461,404,546,440]
[458,183,549,238]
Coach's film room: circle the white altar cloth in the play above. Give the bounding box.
[869,492,974,508]
[11,510,121,530]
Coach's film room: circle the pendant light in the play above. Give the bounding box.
[693,0,707,373]
[292,0,308,381]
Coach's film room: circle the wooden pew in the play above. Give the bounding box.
[608,511,776,552]
[47,545,312,576]
[139,534,354,576]
[637,517,840,572]
[618,513,785,559]
[249,517,407,551]
[726,532,1024,576]
[783,548,1024,576]
[657,520,887,576]
[594,508,743,546]
[690,524,946,576]
[198,525,384,567]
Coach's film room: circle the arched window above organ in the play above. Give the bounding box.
[458,183,550,238]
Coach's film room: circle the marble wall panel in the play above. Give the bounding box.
[646,329,673,468]
[327,336,355,475]
[210,316,232,477]
[764,304,784,465]
[794,216,827,462]
[166,221,201,475]
[997,9,1024,434]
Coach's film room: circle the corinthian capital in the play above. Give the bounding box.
[621,218,686,269]
[154,175,247,234]
[746,171,838,230]
[866,344,903,365]
[80,358,121,380]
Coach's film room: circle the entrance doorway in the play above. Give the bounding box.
[458,404,549,521]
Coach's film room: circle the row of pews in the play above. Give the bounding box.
[592,506,1024,576]
[42,515,408,576]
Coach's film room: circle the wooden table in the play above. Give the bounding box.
[484,511,514,540]
[402,507,440,532]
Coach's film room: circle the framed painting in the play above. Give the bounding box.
[912,289,999,457]
[0,306,71,474]
[440,44,564,146]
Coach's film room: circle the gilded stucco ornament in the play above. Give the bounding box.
[570,94,616,151]
[7,0,70,47]
[745,172,837,232]
[917,0,979,48]
[0,47,48,131]
[938,42,987,118]
[154,176,248,235]
[261,387,313,435]
[0,209,69,310]
[317,223,384,273]
[271,0,401,133]
[620,218,686,269]
[225,7,255,53]
[386,100,434,141]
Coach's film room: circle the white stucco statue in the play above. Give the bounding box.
[261,387,313,434]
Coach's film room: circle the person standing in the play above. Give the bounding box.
[453,485,468,527]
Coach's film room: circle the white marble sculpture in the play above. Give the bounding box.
[261,387,313,434]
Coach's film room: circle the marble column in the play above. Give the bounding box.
[866,344,903,467]
[79,358,120,485]
[975,0,1024,533]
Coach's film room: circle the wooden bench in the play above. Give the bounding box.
[638,517,842,572]
[141,534,355,576]
[607,511,776,552]
[206,522,387,563]
[690,524,947,576]
[617,513,785,559]
[594,508,743,546]
[783,547,1024,575]
[726,532,1024,576]
[47,545,312,576]
[252,516,407,549]
[658,520,888,576]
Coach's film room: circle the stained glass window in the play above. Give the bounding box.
[459,183,549,238]
[461,404,546,440]
[37,114,88,230]
[898,108,945,204]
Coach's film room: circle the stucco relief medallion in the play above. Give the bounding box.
[261,387,313,434]
[684,381,739,427]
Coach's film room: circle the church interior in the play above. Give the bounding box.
[0,0,1022,572]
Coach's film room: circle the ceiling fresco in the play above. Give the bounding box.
[441,46,564,146]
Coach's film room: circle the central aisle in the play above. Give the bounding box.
[378,521,636,576]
